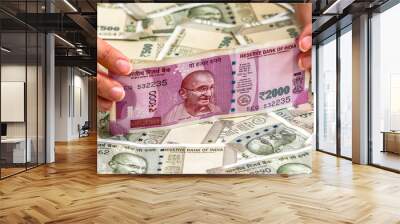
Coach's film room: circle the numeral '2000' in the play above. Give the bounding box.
[260,86,290,100]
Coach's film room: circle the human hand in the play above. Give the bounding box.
[97,38,133,111]
[295,4,312,71]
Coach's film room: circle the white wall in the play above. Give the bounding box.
[1,65,38,138]
[54,67,89,141]
[55,66,69,141]
[71,73,89,138]
[1,65,26,139]
[1,64,46,164]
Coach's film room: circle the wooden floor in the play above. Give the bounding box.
[1,167,26,178]
[373,150,400,171]
[1,135,400,224]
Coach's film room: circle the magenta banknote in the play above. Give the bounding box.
[110,39,308,135]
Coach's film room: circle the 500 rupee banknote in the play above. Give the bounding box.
[214,112,311,161]
[97,139,236,174]
[207,146,312,175]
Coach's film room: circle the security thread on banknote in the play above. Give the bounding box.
[109,39,308,135]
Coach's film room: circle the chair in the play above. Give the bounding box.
[78,121,90,138]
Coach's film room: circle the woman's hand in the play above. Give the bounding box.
[97,38,133,111]
[295,4,312,71]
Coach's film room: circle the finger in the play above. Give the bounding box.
[295,4,312,27]
[298,23,312,53]
[295,4,312,53]
[97,72,125,101]
[298,51,311,71]
[98,96,113,112]
[97,38,133,75]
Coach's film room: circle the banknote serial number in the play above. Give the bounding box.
[247,96,291,111]
[259,86,290,100]
[98,149,110,155]
[263,96,291,108]
[98,25,120,31]
[137,79,167,89]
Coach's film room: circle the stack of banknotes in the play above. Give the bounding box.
[97,3,314,175]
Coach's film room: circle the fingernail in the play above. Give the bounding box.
[300,36,312,52]
[110,86,125,101]
[116,59,133,74]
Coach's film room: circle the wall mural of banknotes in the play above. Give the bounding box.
[97,3,313,175]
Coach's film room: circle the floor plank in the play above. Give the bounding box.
[0,135,400,224]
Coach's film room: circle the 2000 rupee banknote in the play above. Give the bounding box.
[109,39,308,135]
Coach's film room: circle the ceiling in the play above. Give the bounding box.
[0,0,99,74]
[312,0,391,43]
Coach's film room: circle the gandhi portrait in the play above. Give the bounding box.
[187,5,223,22]
[108,153,147,174]
[163,70,221,123]
[246,128,297,155]
[277,163,312,175]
